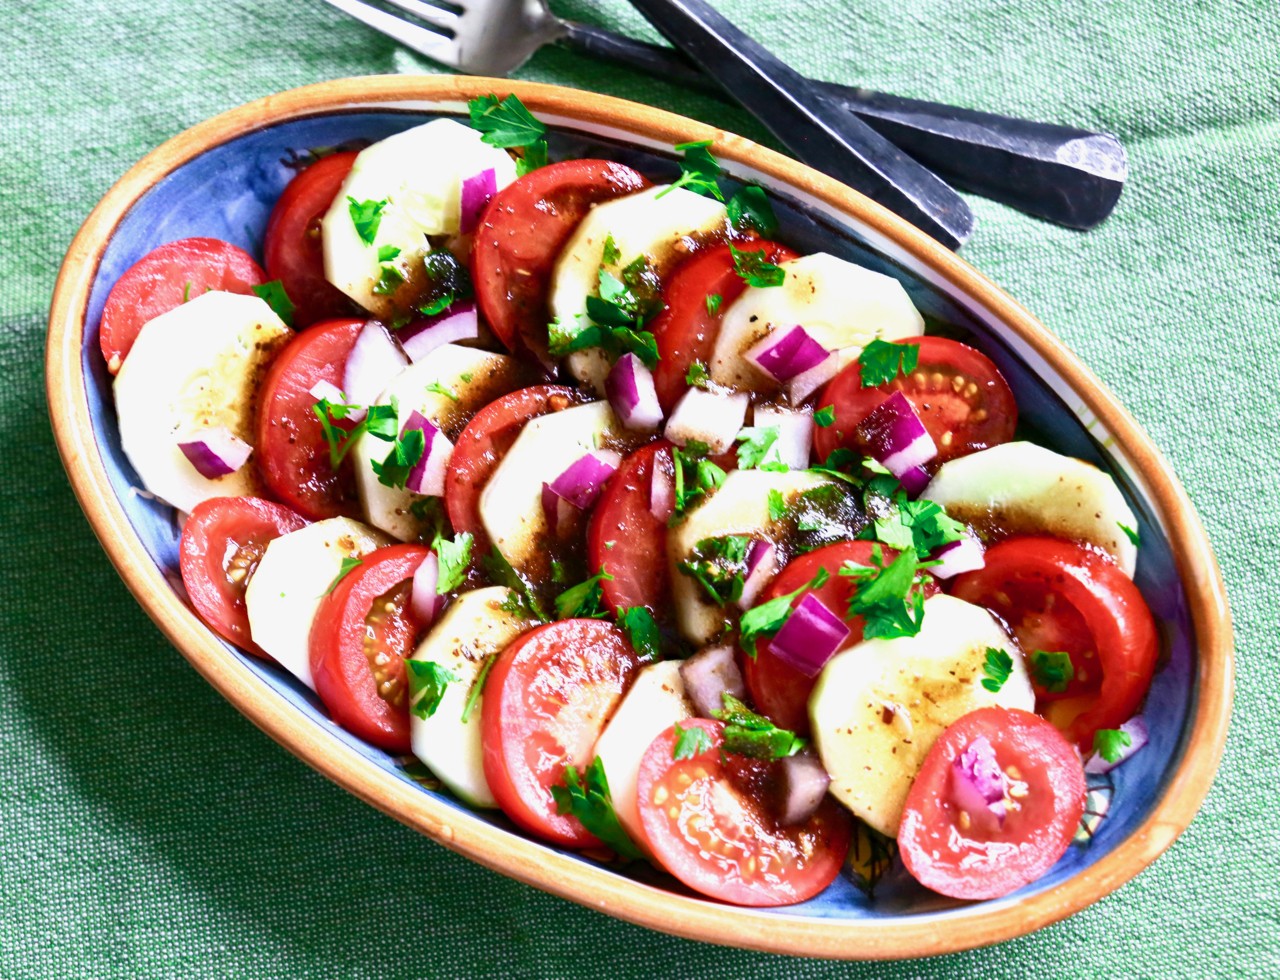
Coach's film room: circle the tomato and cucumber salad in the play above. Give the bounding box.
[104,96,1162,909]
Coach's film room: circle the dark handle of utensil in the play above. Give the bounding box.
[558,21,1126,229]
[612,0,975,248]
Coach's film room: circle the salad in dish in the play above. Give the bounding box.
[99,94,1159,908]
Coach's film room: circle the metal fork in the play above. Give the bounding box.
[320,0,1127,230]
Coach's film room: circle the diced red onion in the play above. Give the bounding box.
[738,539,777,610]
[663,387,748,455]
[745,325,830,383]
[679,645,746,718]
[1084,716,1150,774]
[649,450,675,522]
[309,380,365,427]
[177,428,252,479]
[898,464,931,498]
[605,353,663,432]
[951,735,1008,824]
[930,532,986,578]
[773,751,832,826]
[343,321,408,406]
[397,301,479,363]
[541,451,622,534]
[409,551,444,624]
[753,406,812,469]
[856,391,937,478]
[787,351,842,403]
[459,168,497,234]
[766,593,850,679]
[401,411,453,497]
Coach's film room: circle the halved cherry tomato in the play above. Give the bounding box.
[949,536,1157,750]
[898,706,1086,900]
[309,544,430,754]
[444,384,582,553]
[743,541,938,735]
[814,336,1017,466]
[179,496,308,655]
[263,151,360,327]
[255,318,365,520]
[481,619,640,847]
[100,237,265,373]
[649,240,798,411]
[471,160,650,361]
[636,719,851,906]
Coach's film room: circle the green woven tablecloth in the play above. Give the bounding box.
[3,0,1276,975]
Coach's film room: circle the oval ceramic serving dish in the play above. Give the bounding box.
[46,76,1232,959]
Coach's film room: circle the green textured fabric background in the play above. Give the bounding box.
[2,0,1276,975]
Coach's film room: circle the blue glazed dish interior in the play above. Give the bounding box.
[80,109,1197,922]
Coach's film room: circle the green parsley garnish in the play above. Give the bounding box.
[322,556,362,596]
[418,293,455,318]
[726,184,778,236]
[433,532,473,594]
[311,400,398,469]
[705,293,723,316]
[671,722,713,761]
[857,338,920,388]
[251,279,296,327]
[813,405,836,428]
[405,660,458,719]
[679,535,752,606]
[467,93,548,175]
[735,425,787,471]
[372,263,406,297]
[685,360,710,388]
[554,571,614,620]
[181,280,192,303]
[714,694,806,759]
[460,655,497,724]
[863,478,967,559]
[840,545,928,640]
[483,547,548,622]
[371,424,425,490]
[730,243,785,288]
[1093,728,1133,764]
[347,196,386,245]
[618,606,662,661]
[601,234,621,266]
[767,488,787,522]
[1118,521,1140,546]
[740,568,830,657]
[657,139,723,200]
[670,441,727,519]
[425,381,459,403]
[377,244,401,263]
[1030,650,1074,693]
[550,758,643,861]
[980,647,1014,693]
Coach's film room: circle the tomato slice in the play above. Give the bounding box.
[649,241,798,411]
[949,536,1158,750]
[444,385,582,553]
[814,336,1017,466]
[99,237,266,373]
[742,541,937,735]
[481,619,641,847]
[471,160,650,360]
[898,706,1086,900]
[636,719,851,906]
[263,151,360,328]
[255,317,365,520]
[179,496,308,655]
[309,544,430,754]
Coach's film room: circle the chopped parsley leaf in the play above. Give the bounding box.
[657,139,723,201]
[726,184,778,236]
[735,425,785,471]
[767,488,787,522]
[181,280,192,303]
[554,571,614,620]
[322,556,362,596]
[516,139,548,177]
[714,694,806,759]
[670,441,726,519]
[678,535,752,606]
[618,606,662,661]
[425,381,459,403]
[312,400,397,469]
[347,196,386,245]
[739,568,830,657]
[1118,521,1141,546]
[459,654,498,724]
[980,647,1014,693]
[371,425,425,489]
[730,243,785,288]
[550,758,643,860]
[857,338,920,388]
[672,722,713,761]
[251,279,296,327]
[685,360,710,388]
[840,545,928,640]
[371,263,405,296]
[377,244,401,263]
[482,547,548,622]
[418,293,455,318]
[864,482,966,559]
[1030,650,1074,693]
[405,660,458,719]
[601,234,621,266]
[813,405,836,428]
[467,93,546,149]
[1093,728,1133,764]
[433,531,473,593]
[705,293,723,316]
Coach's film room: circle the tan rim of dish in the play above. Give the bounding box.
[46,75,1233,960]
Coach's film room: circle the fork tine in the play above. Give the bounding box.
[379,0,460,35]
[318,0,460,66]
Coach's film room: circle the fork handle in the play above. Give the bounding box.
[559,21,1125,229]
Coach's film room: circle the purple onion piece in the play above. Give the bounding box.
[745,325,830,383]
[951,735,1008,824]
[772,751,832,826]
[177,428,252,479]
[766,593,850,679]
[398,302,479,363]
[343,321,408,406]
[930,533,985,578]
[540,482,579,537]
[409,551,440,623]
[679,645,746,718]
[786,351,841,403]
[856,390,937,478]
[605,353,663,431]
[1084,716,1150,774]
[898,465,931,498]
[459,168,497,234]
[548,451,621,509]
[738,539,777,610]
[663,387,749,455]
[402,411,453,497]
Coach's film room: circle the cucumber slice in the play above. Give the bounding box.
[809,593,1034,837]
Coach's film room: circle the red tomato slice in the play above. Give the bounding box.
[179,496,308,655]
[898,706,1086,900]
[309,544,430,754]
[471,160,650,360]
[255,317,365,520]
[814,336,1017,466]
[636,719,851,906]
[99,237,265,373]
[743,541,937,735]
[949,536,1158,750]
[263,152,360,328]
[444,385,582,553]
[482,619,641,847]
[649,241,798,411]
